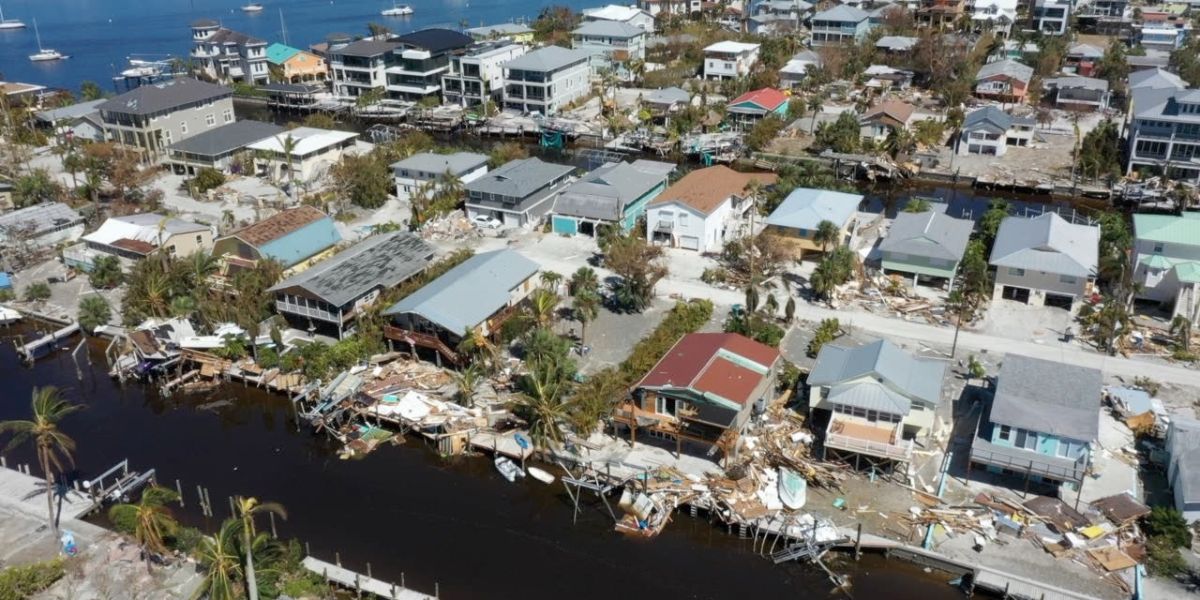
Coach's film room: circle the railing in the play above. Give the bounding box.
[275,300,342,323]
[825,431,913,461]
[383,325,460,364]
[969,440,1086,483]
[654,220,675,232]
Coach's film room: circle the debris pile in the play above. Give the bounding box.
[418,213,480,242]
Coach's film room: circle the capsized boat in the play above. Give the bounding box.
[494,456,524,482]
[527,466,555,484]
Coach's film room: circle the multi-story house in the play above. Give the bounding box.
[501,46,592,116]
[190,20,269,85]
[974,59,1034,102]
[266,43,328,83]
[391,151,489,202]
[765,188,862,259]
[969,355,1101,492]
[969,0,1018,37]
[464,158,575,228]
[583,4,656,32]
[748,0,813,35]
[702,41,760,80]
[1135,12,1193,52]
[211,206,341,284]
[1031,0,1070,34]
[958,106,1034,156]
[571,20,647,74]
[328,39,399,100]
[638,0,703,18]
[1127,72,1200,182]
[441,42,527,108]
[386,29,473,102]
[916,0,966,28]
[550,159,674,236]
[645,166,777,253]
[97,78,234,163]
[990,212,1099,309]
[63,213,213,272]
[879,210,974,287]
[1044,76,1110,111]
[465,23,535,43]
[1132,213,1200,322]
[809,5,871,46]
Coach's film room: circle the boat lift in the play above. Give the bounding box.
[78,459,157,515]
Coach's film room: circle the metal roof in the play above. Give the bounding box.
[962,105,1034,133]
[83,213,208,249]
[395,28,472,54]
[391,151,488,177]
[266,43,303,64]
[1045,76,1109,92]
[636,332,780,408]
[0,202,84,236]
[246,127,358,155]
[989,212,1099,277]
[465,158,574,199]
[98,78,232,116]
[1130,67,1187,91]
[976,59,1034,83]
[765,187,862,231]
[704,41,760,54]
[645,86,691,105]
[269,232,434,307]
[1169,418,1200,503]
[812,4,869,21]
[553,160,673,221]
[990,355,1102,441]
[572,20,645,38]
[1134,212,1200,246]
[35,99,105,124]
[466,23,534,37]
[167,120,284,157]
[383,250,540,334]
[501,45,592,72]
[808,339,946,408]
[333,39,400,57]
[879,211,973,262]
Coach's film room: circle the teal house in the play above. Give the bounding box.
[725,88,789,129]
[551,160,674,237]
[266,43,302,66]
[212,206,342,275]
[878,210,973,288]
[969,355,1101,491]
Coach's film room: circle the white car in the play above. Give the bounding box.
[471,215,502,229]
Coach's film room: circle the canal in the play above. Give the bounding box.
[0,325,966,600]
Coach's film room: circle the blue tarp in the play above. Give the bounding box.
[0,272,11,290]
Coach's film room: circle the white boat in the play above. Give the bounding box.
[0,2,25,29]
[494,456,524,482]
[119,59,162,78]
[241,3,265,12]
[778,467,807,510]
[527,466,555,484]
[381,3,413,16]
[0,306,21,326]
[28,19,66,62]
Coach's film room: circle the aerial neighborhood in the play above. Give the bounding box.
[4,0,1200,597]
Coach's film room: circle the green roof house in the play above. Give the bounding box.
[1133,212,1200,322]
[878,210,973,287]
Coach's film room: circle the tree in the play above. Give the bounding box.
[572,289,600,343]
[1171,316,1192,353]
[1097,39,1129,94]
[806,318,842,357]
[24,282,51,302]
[0,387,82,533]
[233,496,287,600]
[904,197,932,213]
[745,116,784,151]
[108,486,180,571]
[604,234,667,312]
[488,142,528,168]
[532,6,581,45]
[515,359,572,452]
[355,87,386,109]
[979,200,1011,249]
[807,94,824,133]
[1083,295,1130,354]
[784,296,796,323]
[881,127,916,158]
[1144,506,1192,548]
[331,152,391,209]
[88,255,123,289]
[454,365,483,406]
[278,134,299,197]
[569,266,599,296]
[813,219,841,253]
[1076,120,1123,182]
[527,288,560,328]
[813,111,860,153]
[191,167,226,195]
[197,519,244,600]
[13,169,63,208]
[79,81,104,101]
[366,22,391,38]
[540,270,563,291]
[78,296,112,334]
[302,112,336,129]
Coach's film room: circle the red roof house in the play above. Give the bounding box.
[726,88,790,125]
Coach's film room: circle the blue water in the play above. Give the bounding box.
[0,0,569,93]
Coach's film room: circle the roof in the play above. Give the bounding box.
[1134,212,1200,246]
[465,158,574,199]
[876,35,918,51]
[989,212,1099,278]
[167,120,284,157]
[704,41,761,54]
[963,105,1033,133]
[191,19,219,27]
[976,59,1034,83]
[266,43,303,64]
[1130,67,1187,91]
[583,4,651,21]
[246,127,358,155]
[554,160,674,221]
[382,250,540,333]
[269,232,435,306]
[572,20,646,38]
[645,86,691,105]
[466,23,534,37]
[765,188,862,230]
[1045,76,1109,92]
[1090,493,1150,525]
[648,166,777,215]
[225,205,334,249]
[636,333,780,409]
[1068,43,1104,58]
[1169,418,1200,493]
[83,213,208,251]
[808,339,946,410]
[879,211,973,262]
[990,355,1102,441]
[391,151,489,176]
[36,99,105,124]
[501,45,592,72]
[728,88,788,112]
[206,27,266,47]
[395,28,472,53]
[334,39,400,57]
[812,4,869,21]
[97,78,232,116]
[862,99,915,125]
[0,202,84,236]
[259,82,324,94]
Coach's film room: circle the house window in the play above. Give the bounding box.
[180,122,188,135]
[1153,242,1164,253]
[1015,429,1037,450]
[678,213,688,226]
[655,396,677,417]
[196,235,204,245]
[998,424,1012,441]
[223,109,233,123]
[205,114,216,126]
[1056,440,1071,458]
[1008,267,1025,277]
[1059,274,1077,284]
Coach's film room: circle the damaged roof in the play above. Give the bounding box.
[636,332,780,409]
[991,355,1101,441]
[269,232,435,307]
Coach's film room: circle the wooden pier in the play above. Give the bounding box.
[302,556,436,600]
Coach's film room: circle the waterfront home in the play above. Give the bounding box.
[808,339,946,470]
[0,202,85,250]
[190,20,269,85]
[1031,0,1070,34]
[35,99,105,143]
[97,78,234,163]
[466,23,535,43]
[643,87,692,121]
[702,41,760,80]
[1166,417,1200,521]
[863,65,914,91]
[779,50,822,89]
[969,0,1018,37]
[748,0,814,35]
[809,5,871,46]
[64,213,213,272]
[583,4,656,32]
[1134,11,1192,52]
[614,332,781,459]
[859,100,915,144]
[915,0,966,28]
[638,0,703,18]
[246,127,358,184]
[441,42,527,108]
[1126,71,1200,181]
[957,106,1034,156]
[1044,76,1110,111]
[571,20,647,74]
[269,232,435,339]
[211,206,341,278]
[550,160,674,236]
[260,82,326,111]
[1064,43,1103,77]
[646,166,776,253]
[386,29,473,102]
[879,210,973,287]
[764,188,862,259]
[465,158,575,228]
[328,39,400,100]
[392,151,489,202]
[969,355,1101,491]
[725,88,789,129]
[382,249,540,365]
[974,59,1034,103]
[1131,212,1200,322]
[501,46,592,116]
[265,43,328,83]
[0,81,47,106]
[989,212,1099,309]
[166,120,284,176]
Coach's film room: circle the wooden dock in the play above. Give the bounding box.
[302,556,436,600]
[0,463,95,521]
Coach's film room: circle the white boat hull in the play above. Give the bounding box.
[494,457,524,482]
[0,307,20,325]
[241,5,264,12]
[0,21,25,29]
[381,6,413,15]
[779,467,807,510]
[527,466,555,484]
[29,51,67,62]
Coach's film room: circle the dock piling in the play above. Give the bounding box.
[269,511,277,538]
[176,479,184,507]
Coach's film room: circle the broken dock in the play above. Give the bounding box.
[302,556,436,600]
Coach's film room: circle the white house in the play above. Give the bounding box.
[990,212,1099,309]
[571,20,647,72]
[779,50,822,89]
[392,151,490,202]
[583,4,656,31]
[501,46,593,116]
[703,41,760,80]
[645,166,777,252]
[1132,213,1200,322]
[638,0,703,17]
[247,127,359,184]
[441,42,528,108]
[957,106,1035,156]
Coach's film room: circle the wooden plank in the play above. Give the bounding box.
[302,556,434,600]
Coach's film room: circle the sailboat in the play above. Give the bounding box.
[381,2,413,16]
[241,3,264,12]
[0,2,26,29]
[28,19,67,62]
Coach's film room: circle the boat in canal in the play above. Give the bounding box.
[381,2,414,16]
[28,19,67,62]
[241,3,265,13]
[494,456,524,482]
[527,466,555,484]
[779,467,807,510]
[0,2,25,29]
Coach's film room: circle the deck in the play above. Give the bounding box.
[0,464,97,521]
[825,418,912,461]
[302,556,435,600]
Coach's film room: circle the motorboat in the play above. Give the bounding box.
[0,2,25,29]
[778,467,807,510]
[381,3,413,16]
[28,20,66,62]
[494,456,524,482]
[527,466,555,484]
[241,3,265,12]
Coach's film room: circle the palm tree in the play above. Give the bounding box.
[1171,315,1193,353]
[515,361,571,453]
[569,267,599,296]
[279,134,299,200]
[233,496,287,600]
[78,295,112,334]
[807,94,823,133]
[540,271,564,292]
[454,365,483,406]
[813,219,841,253]
[528,288,560,329]
[188,251,219,287]
[108,486,180,571]
[458,327,499,372]
[0,387,82,533]
[572,289,600,344]
[196,519,244,600]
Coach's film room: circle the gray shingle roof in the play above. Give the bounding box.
[391,151,488,177]
[977,59,1034,83]
[963,105,1031,133]
[269,232,434,307]
[553,160,673,221]
[765,188,862,231]
[334,39,400,57]
[36,99,105,124]
[645,86,691,106]
[98,78,232,116]
[167,120,284,157]
[990,355,1101,441]
[1045,76,1109,92]
[1168,418,1200,503]
[808,339,947,414]
[989,212,1099,278]
[812,4,869,21]
[382,250,540,334]
[208,27,266,46]
[502,45,592,72]
[879,211,973,262]
[466,158,574,199]
[572,20,645,38]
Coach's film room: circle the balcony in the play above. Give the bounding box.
[191,47,219,58]
[824,417,913,461]
[654,220,675,232]
[275,299,344,324]
[969,437,1086,483]
[384,325,461,365]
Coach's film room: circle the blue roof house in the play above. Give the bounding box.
[551,159,674,236]
[764,188,862,259]
[212,206,342,282]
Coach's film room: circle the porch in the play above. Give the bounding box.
[821,415,913,478]
[610,399,739,460]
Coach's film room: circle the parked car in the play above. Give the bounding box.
[471,215,502,229]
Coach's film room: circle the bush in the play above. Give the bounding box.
[1144,506,1193,548]
[777,359,801,394]
[0,559,65,599]
[168,526,204,554]
[190,168,226,194]
[724,313,785,346]
[23,282,50,302]
[1146,536,1189,576]
[806,318,842,357]
[0,289,13,302]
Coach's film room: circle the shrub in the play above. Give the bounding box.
[23,282,50,302]
[0,558,66,599]
[0,289,13,302]
[724,313,785,346]
[806,318,842,357]
[1144,506,1192,548]
[190,168,226,194]
[1146,536,1189,576]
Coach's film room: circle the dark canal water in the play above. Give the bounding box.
[0,324,966,600]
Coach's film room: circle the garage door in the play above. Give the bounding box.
[680,236,700,250]
[1001,286,1030,303]
[1044,293,1074,310]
